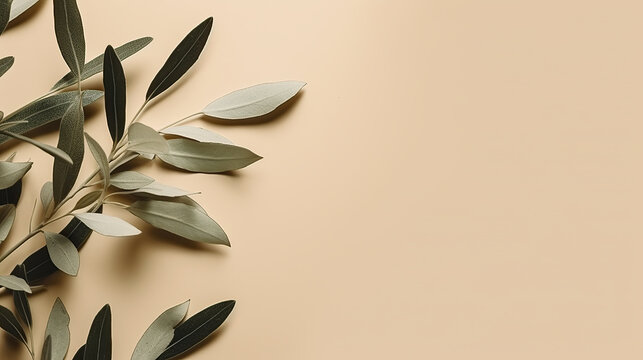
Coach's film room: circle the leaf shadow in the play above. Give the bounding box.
[0,334,23,358]
[3,0,46,33]
[205,89,305,127]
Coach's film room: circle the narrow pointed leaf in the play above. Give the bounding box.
[131,300,189,360]
[0,90,103,144]
[0,120,28,130]
[146,17,213,101]
[128,200,228,245]
[12,265,31,328]
[0,305,26,344]
[0,204,15,243]
[0,56,13,78]
[110,171,154,190]
[0,179,21,205]
[40,181,53,216]
[53,0,85,76]
[53,96,84,204]
[85,305,111,360]
[0,129,73,164]
[45,298,70,360]
[157,300,235,360]
[85,132,109,186]
[0,0,11,35]
[9,0,38,22]
[0,161,31,189]
[41,335,52,360]
[0,275,30,292]
[203,81,305,119]
[75,212,140,237]
[71,345,85,360]
[126,182,195,198]
[72,190,100,211]
[103,45,126,144]
[52,37,152,91]
[44,232,79,276]
[161,126,233,145]
[158,139,261,173]
[127,123,168,155]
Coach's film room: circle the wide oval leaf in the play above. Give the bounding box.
[128,200,228,245]
[53,0,85,76]
[110,171,154,190]
[0,274,31,292]
[44,232,79,276]
[85,305,111,360]
[203,81,305,119]
[103,45,126,145]
[157,139,261,173]
[75,212,140,237]
[0,56,13,78]
[146,17,213,101]
[0,161,31,189]
[0,203,15,243]
[131,300,190,360]
[52,96,84,204]
[157,300,235,360]
[161,126,233,145]
[0,305,26,344]
[44,298,70,360]
[127,123,168,155]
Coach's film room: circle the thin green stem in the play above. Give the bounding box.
[158,112,202,131]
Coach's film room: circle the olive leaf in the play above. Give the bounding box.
[11,265,31,328]
[9,0,38,22]
[85,304,111,360]
[0,178,21,205]
[103,45,126,145]
[52,96,84,204]
[110,171,154,190]
[71,345,85,360]
[40,181,54,217]
[131,300,190,360]
[75,212,141,237]
[127,200,229,245]
[41,336,52,360]
[203,81,306,120]
[158,139,261,173]
[0,161,31,189]
[0,0,11,35]
[161,126,233,145]
[44,231,80,276]
[0,305,26,344]
[124,182,196,198]
[53,0,85,77]
[0,203,15,243]
[52,37,152,91]
[127,123,169,155]
[0,90,103,144]
[157,300,235,360]
[44,298,70,360]
[146,17,213,101]
[0,129,73,164]
[0,56,13,78]
[0,120,28,130]
[0,274,31,292]
[85,132,110,186]
[72,190,100,211]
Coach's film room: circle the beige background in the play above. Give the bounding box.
[1,0,642,358]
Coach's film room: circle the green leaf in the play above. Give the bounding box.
[0,129,73,164]
[0,90,103,144]
[161,126,233,145]
[0,274,31,292]
[103,45,126,145]
[9,0,39,22]
[12,265,31,328]
[157,300,235,360]
[72,190,100,211]
[146,17,213,101]
[71,345,85,360]
[53,96,84,204]
[41,335,52,360]
[45,298,70,360]
[131,300,189,360]
[52,37,152,91]
[0,56,13,78]
[158,139,261,173]
[128,200,228,245]
[85,305,111,360]
[75,212,140,237]
[53,0,85,77]
[0,178,21,205]
[0,204,15,243]
[110,171,154,190]
[202,81,305,120]
[127,123,169,155]
[0,161,31,189]
[44,232,79,276]
[0,120,28,130]
[126,182,195,198]
[40,181,54,217]
[0,0,11,35]
[85,132,110,187]
[0,305,26,344]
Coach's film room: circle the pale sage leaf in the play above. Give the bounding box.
[41,335,52,360]
[131,300,189,360]
[110,171,154,190]
[161,126,233,145]
[72,190,100,211]
[0,204,15,243]
[158,139,261,173]
[0,161,31,189]
[127,182,195,198]
[75,212,140,237]
[40,181,53,215]
[0,274,31,292]
[9,0,38,22]
[84,132,109,187]
[53,0,85,77]
[44,298,70,360]
[44,232,79,276]
[127,123,168,155]
[52,96,84,204]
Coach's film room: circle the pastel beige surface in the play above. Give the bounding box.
[1,0,642,359]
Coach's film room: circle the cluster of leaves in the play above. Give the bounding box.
[0,0,304,359]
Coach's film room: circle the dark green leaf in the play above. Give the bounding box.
[131,300,189,360]
[0,129,73,164]
[103,45,126,145]
[146,17,213,101]
[52,37,152,91]
[0,161,31,189]
[0,203,15,243]
[0,90,103,144]
[0,56,13,78]
[0,305,26,344]
[72,345,85,360]
[72,190,100,211]
[44,298,70,360]
[53,96,84,204]
[85,304,111,360]
[41,335,52,360]
[0,178,21,205]
[157,300,235,360]
[157,139,261,173]
[53,0,85,77]
[11,265,31,328]
[0,0,11,35]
